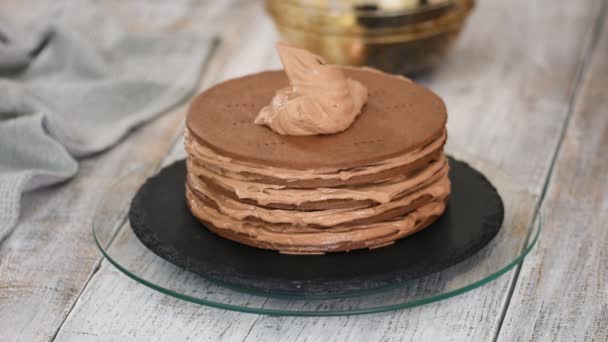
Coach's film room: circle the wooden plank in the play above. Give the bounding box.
[52,1,282,341]
[54,1,603,342]
[0,1,233,341]
[0,101,187,342]
[498,9,608,342]
[239,1,604,341]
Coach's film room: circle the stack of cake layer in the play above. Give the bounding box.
[185,68,450,254]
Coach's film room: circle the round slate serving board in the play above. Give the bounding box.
[129,158,504,297]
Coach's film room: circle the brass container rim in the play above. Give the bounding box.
[274,19,465,44]
[267,0,474,37]
[268,0,458,18]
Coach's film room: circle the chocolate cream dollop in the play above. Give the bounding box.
[254,42,368,135]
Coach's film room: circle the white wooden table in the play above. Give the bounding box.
[2,0,607,341]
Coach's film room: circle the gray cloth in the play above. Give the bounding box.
[0,20,216,241]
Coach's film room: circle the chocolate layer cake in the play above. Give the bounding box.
[184,43,449,254]
[184,69,450,254]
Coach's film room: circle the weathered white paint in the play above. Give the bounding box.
[498,10,608,341]
[0,1,248,341]
[1,0,606,341]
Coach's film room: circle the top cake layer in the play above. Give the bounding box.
[186,67,447,170]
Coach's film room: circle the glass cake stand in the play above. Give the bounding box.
[93,165,541,316]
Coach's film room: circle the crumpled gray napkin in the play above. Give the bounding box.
[0,19,216,241]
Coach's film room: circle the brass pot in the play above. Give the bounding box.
[266,0,474,75]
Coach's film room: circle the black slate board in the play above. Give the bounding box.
[129,158,504,297]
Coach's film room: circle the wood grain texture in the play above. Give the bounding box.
[0,1,223,341]
[498,8,608,341]
[56,0,601,341]
[0,98,188,342]
[52,1,282,341]
[58,2,594,341]
[238,1,604,341]
[5,0,604,341]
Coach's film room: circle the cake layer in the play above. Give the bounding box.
[184,128,446,188]
[184,146,450,254]
[186,154,447,210]
[186,186,448,254]
[186,68,447,170]
[187,173,449,227]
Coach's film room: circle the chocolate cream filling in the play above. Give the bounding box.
[187,175,449,227]
[186,186,447,253]
[183,121,449,253]
[187,154,447,206]
[184,128,446,184]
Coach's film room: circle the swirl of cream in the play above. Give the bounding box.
[254,42,368,135]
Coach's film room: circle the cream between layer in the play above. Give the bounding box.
[186,186,447,249]
[187,155,447,206]
[184,121,450,250]
[188,173,449,227]
[184,128,446,182]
